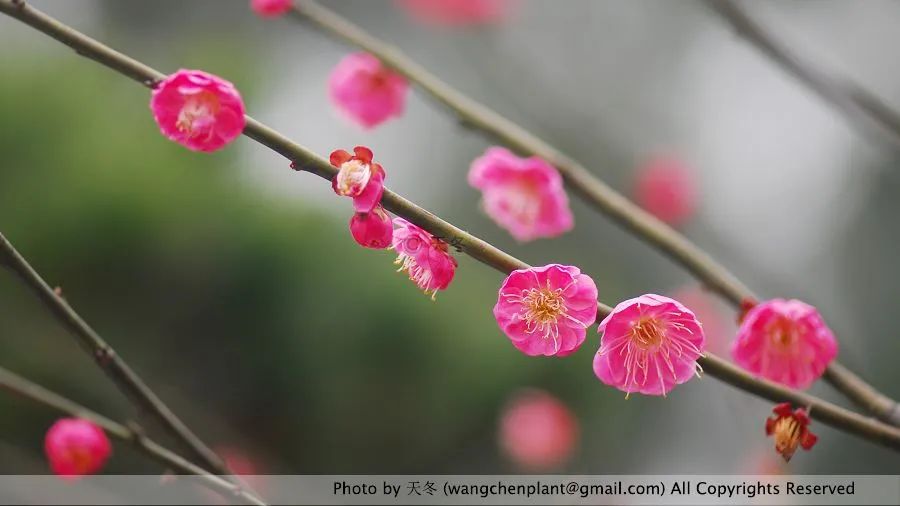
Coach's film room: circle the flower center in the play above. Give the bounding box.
[630,316,666,349]
[521,286,566,327]
[767,317,798,351]
[772,416,802,458]
[337,159,371,195]
[500,181,541,225]
[176,91,220,137]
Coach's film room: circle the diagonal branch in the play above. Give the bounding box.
[0,0,898,451]
[706,0,900,152]
[0,366,266,506]
[285,0,900,426]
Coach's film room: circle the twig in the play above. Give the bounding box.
[286,0,899,426]
[0,0,898,451]
[0,366,266,506]
[707,0,900,152]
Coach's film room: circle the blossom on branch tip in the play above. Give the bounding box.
[250,0,292,17]
[493,264,597,357]
[396,0,512,26]
[765,403,817,462]
[468,147,573,242]
[731,299,837,390]
[634,155,697,226]
[499,389,578,471]
[392,218,457,298]
[44,418,112,479]
[150,69,246,153]
[593,294,705,397]
[330,146,386,213]
[350,205,393,249]
[328,53,409,129]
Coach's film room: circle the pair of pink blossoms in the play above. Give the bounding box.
[494,264,837,396]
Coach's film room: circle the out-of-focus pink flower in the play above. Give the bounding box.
[468,147,573,242]
[330,146,386,213]
[593,294,705,397]
[396,0,511,26]
[732,299,837,390]
[634,155,698,226]
[392,218,457,298]
[328,53,409,129]
[44,418,112,479]
[350,205,393,249]
[204,446,269,504]
[499,389,578,471]
[765,403,817,462]
[250,0,292,17]
[150,69,246,152]
[493,264,597,357]
[670,285,735,357]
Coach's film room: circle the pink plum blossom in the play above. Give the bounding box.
[634,155,697,226]
[150,69,246,152]
[328,53,409,129]
[350,205,393,249]
[250,0,292,17]
[765,403,818,462]
[493,264,597,357]
[392,218,457,298]
[44,418,112,479]
[330,146,386,213]
[499,389,578,471]
[396,0,512,26]
[468,147,573,242]
[731,299,837,390]
[593,294,705,397]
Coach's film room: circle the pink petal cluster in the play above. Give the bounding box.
[150,69,246,152]
[392,218,457,298]
[331,146,392,249]
[634,155,698,226]
[499,389,579,471]
[44,418,112,479]
[494,264,597,357]
[593,294,705,397]
[328,53,409,129]
[468,147,573,242]
[396,0,511,26]
[350,205,393,249]
[731,299,837,390]
[250,0,292,17]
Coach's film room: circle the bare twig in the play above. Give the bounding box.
[707,0,900,152]
[0,366,266,506]
[286,0,899,426]
[0,0,898,450]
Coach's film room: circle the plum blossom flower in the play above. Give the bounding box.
[396,0,512,26]
[593,294,705,397]
[493,264,597,357]
[250,0,292,17]
[392,218,457,298]
[328,53,409,129]
[634,155,697,226]
[765,403,818,462]
[732,299,837,390]
[330,146,386,213]
[468,147,573,242]
[499,389,578,471]
[44,418,112,479]
[350,205,393,249]
[150,69,245,152]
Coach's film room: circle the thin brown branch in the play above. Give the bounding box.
[0,0,898,451]
[707,0,900,151]
[0,366,266,506]
[286,0,899,426]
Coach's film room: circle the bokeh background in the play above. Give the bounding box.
[1,0,898,479]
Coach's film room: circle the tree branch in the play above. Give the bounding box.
[0,0,898,451]
[286,0,899,426]
[706,0,900,152]
[0,366,266,506]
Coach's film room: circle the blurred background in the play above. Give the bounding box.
[0,0,898,479]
